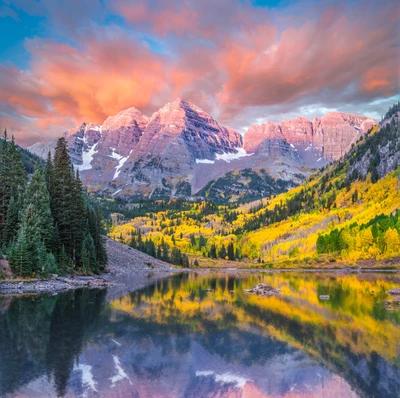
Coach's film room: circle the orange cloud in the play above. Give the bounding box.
[0,0,399,145]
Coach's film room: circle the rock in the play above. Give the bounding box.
[384,300,400,309]
[244,112,376,162]
[388,288,400,296]
[319,295,330,300]
[245,283,280,297]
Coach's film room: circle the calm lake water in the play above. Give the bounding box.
[0,272,400,398]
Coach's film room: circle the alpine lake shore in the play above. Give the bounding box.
[1,237,399,297]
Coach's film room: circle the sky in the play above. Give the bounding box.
[0,0,399,146]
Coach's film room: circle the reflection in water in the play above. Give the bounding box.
[0,272,399,397]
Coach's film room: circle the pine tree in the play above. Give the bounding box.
[218,244,227,259]
[181,254,189,268]
[3,196,20,247]
[23,164,54,255]
[227,241,235,260]
[9,228,32,276]
[51,137,76,263]
[0,132,27,242]
[81,233,97,273]
[170,246,182,265]
[209,244,217,258]
[72,169,85,266]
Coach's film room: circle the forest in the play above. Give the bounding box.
[0,132,107,277]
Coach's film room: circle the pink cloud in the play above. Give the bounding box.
[0,0,398,145]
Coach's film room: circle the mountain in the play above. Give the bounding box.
[110,102,400,267]
[244,112,377,160]
[196,168,300,204]
[28,99,376,199]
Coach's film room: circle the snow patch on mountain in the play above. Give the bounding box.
[109,148,132,180]
[215,148,253,163]
[195,370,250,388]
[76,127,99,171]
[112,188,122,197]
[196,158,215,164]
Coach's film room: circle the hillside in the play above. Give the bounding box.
[196,168,301,204]
[109,103,400,268]
[0,131,43,174]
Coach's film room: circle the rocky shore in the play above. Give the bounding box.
[0,238,175,296]
[0,275,109,295]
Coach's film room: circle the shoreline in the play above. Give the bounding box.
[1,237,399,296]
[2,266,399,296]
[0,238,176,296]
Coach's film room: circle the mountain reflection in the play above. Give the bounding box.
[0,272,399,397]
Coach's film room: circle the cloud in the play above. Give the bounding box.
[0,0,399,145]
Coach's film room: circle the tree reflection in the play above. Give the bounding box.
[0,289,106,397]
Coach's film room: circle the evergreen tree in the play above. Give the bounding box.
[51,137,76,263]
[227,241,235,260]
[161,238,169,262]
[0,132,27,242]
[171,246,182,265]
[8,228,32,276]
[209,244,217,258]
[81,234,97,273]
[181,254,190,268]
[23,164,54,254]
[71,169,85,267]
[3,196,20,247]
[218,244,227,259]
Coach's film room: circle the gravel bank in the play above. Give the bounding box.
[105,237,173,275]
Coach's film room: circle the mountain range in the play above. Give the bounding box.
[28,98,377,199]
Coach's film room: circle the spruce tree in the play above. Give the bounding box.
[23,164,54,253]
[0,132,26,242]
[9,228,32,276]
[71,169,85,267]
[227,241,235,260]
[171,246,182,265]
[3,196,20,248]
[51,137,76,263]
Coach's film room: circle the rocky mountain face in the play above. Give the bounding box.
[347,109,400,181]
[27,99,377,199]
[244,112,377,162]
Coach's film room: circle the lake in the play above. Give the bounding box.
[0,271,399,398]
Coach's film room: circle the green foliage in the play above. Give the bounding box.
[0,131,27,243]
[0,135,108,277]
[8,228,32,277]
[318,210,400,256]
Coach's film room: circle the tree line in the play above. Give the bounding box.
[126,229,191,267]
[317,210,400,257]
[0,132,107,277]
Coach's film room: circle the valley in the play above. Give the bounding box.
[108,103,400,268]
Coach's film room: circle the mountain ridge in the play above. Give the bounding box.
[27,99,377,199]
